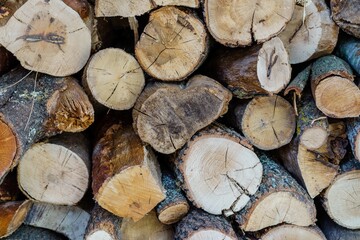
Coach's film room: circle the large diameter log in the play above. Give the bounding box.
[95,0,154,17]
[206,37,291,98]
[310,55,360,118]
[0,0,91,76]
[0,68,94,183]
[135,7,208,81]
[156,170,190,225]
[154,0,199,8]
[347,117,360,161]
[85,204,122,240]
[279,0,339,64]
[322,158,360,229]
[92,122,165,221]
[4,225,65,240]
[82,48,145,110]
[203,0,294,47]
[24,202,90,240]
[331,0,360,39]
[133,75,232,154]
[0,201,32,238]
[337,36,360,76]
[234,153,316,232]
[174,125,262,215]
[261,225,326,240]
[175,209,237,240]
[230,95,296,150]
[17,133,90,205]
[120,210,173,240]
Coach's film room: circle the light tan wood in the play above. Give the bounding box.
[95,0,154,17]
[0,0,91,76]
[135,7,208,81]
[154,0,199,8]
[83,48,145,110]
[204,0,294,47]
[120,210,174,240]
[279,0,339,64]
[262,225,326,240]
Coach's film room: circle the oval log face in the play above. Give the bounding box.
[0,119,16,182]
[0,0,91,76]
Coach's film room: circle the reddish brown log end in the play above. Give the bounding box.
[0,119,16,181]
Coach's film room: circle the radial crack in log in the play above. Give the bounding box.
[0,0,91,76]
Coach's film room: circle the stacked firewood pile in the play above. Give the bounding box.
[0,0,360,239]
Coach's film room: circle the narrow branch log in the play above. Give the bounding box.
[17,133,90,205]
[135,7,209,81]
[92,122,165,221]
[175,209,237,240]
[24,202,90,240]
[0,0,91,76]
[310,55,360,118]
[322,158,360,229]
[156,170,190,225]
[284,65,312,97]
[120,210,174,240]
[174,124,263,215]
[85,204,122,240]
[133,75,232,154]
[4,225,65,240]
[234,153,316,232]
[331,0,360,39]
[0,68,94,183]
[203,0,294,47]
[230,95,296,150]
[83,48,145,110]
[95,0,155,17]
[0,201,32,238]
[261,224,326,240]
[279,0,339,64]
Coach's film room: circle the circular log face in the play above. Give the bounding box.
[182,135,262,215]
[18,143,89,205]
[0,0,91,76]
[135,7,208,81]
[241,95,296,150]
[0,119,16,181]
[189,230,234,240]
[158,203,189,225]
[324,171,360,229]
[262,225,326,240]
[84,48,145,110]
[204,0,294,47]
[86,231,113,240]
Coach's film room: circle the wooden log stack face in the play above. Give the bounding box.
[1,0,360,238]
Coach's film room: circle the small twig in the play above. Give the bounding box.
[311,116,327,126]
[24,71,38,130]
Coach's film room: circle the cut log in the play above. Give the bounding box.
[120,210,174,240]
[0,68,94,183]
[154,0,199,8]
[230,95,296,150]
[331,0,360,39]
[322,157,360,229]
[85,204,122,240]
[17,133,90,205]
[337,36,360,76]
[92,122,165,221]
[261,225,326,240]
[24,202,90,240]
[318,208,360,240]
[347,117,360,161]
[156,170,190,225]
[83,48,145,110]
[0,0,91,76]
[284,64,311,97]
[203,0,294,47]
[234,153,316,232]
[0,171,20,202]
[135,7,208,81]
[133,75,232,154]
[205,37,291,97]
[310,55,360,118]
[279,0,339,64]
[175,208,237,240]
[174,124,262,215]
[0,201,32,238]
[95,0,154,17]
[4,225,65,240]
